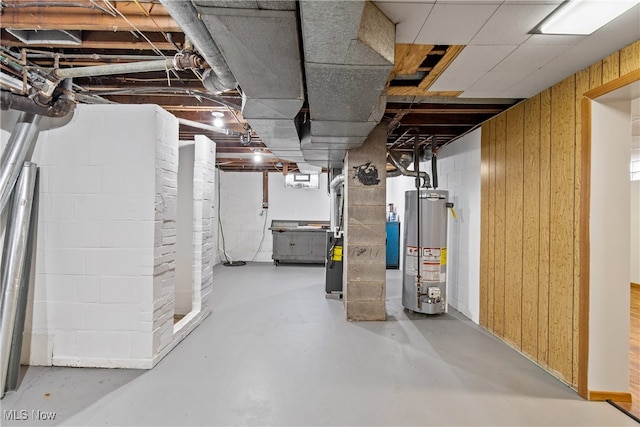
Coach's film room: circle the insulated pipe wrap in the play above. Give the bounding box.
[160,0,237,93]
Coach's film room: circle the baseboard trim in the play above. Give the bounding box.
[588,390,632,402]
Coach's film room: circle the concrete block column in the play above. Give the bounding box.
[343,124,387,321]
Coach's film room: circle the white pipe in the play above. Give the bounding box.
[329,174,344,234]
[178,118,243,137]
[0,162,38,398]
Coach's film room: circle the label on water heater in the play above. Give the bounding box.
[406,246,445,282]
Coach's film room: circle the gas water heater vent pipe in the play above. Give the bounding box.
[329,174,345,235]
[387,151,431,188]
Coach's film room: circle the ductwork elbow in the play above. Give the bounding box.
[330,174,345,191]
[1,91,75,118]
[387,151,431,188]
[160,0,237,93]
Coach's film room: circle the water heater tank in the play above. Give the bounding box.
[402,189,449,314]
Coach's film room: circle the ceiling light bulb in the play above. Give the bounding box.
[213,117,224,128]
[538,0,640,35]
[253,152,262,163]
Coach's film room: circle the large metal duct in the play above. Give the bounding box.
[299,1,394,167]
[0,162,38,398]
[164,0,394,169]
[187,1,306,166]
[0,112,41,214]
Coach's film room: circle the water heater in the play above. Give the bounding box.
[402,189,450,314]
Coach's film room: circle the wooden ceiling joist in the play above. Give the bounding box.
[0,1,180,32]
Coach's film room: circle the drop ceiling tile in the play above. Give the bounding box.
[492,43,574,72]
[526,33,586,46]
[442,44,518,73]
[375,2,434,44]
[459,89,508,98]
[466,70,527,92]
[573,3,640,47]
[429,71,486,91]
[470,3,560,45]
[413,3,500,45]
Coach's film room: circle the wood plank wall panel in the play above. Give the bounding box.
[602,51,620,84]
[589,61,602,89]
[479,40,640,390]
[573,68,590,387]
[522,94,541,358]
[480,123,490,326]
[504,104,525,348]
[538,88,552,368]
[493,114,507,337]
[548,75,576,383]
[619,42,640,75]
[487,120,496,330]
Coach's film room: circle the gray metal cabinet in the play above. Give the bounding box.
[270,220,329,264]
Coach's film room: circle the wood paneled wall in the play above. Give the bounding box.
[480,40,640,388]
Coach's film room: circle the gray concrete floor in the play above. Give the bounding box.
[1,263,634,426]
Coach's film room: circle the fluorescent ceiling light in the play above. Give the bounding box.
[537,0,639,35]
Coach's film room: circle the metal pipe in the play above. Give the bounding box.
[1,91,75,117]
[0,112,41,214]
[329,174,344,234]
[414,138,422,310]
[160,0,237,93]
[387,150,431,188]
[5,168,38,391]
[431,138,439,189]
[0,162,38,398]
[177,118,245,138]
[53,58,176,79]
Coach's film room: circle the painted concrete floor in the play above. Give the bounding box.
[1,263,634,426]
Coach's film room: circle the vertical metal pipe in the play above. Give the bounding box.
[414,135,422,309]
[0,162,38,398]
[0,113,41,214]
[5,171,38,391]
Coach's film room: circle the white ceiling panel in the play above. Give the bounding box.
[573,4,640,47]
[470,3,559,45]
[375,2,434,44]
[413,3,500,45]
[526,33,586,46]
[429,71,486,91]
[443,44,518,72]
[459,89,510,98]
[466,70,527,92]
[492,43,574,72]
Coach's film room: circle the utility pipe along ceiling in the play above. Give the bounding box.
[0,0,517,172]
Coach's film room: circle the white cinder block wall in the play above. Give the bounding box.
[386,129,481,323]
[218,171,330,262]
[0,104,213,369]
[435,131,481,323]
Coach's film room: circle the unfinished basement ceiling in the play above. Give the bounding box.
[1,0,639,171]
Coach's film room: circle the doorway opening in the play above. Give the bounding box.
[175,143,195,327]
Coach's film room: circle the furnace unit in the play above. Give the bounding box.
[402,189,451,315]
